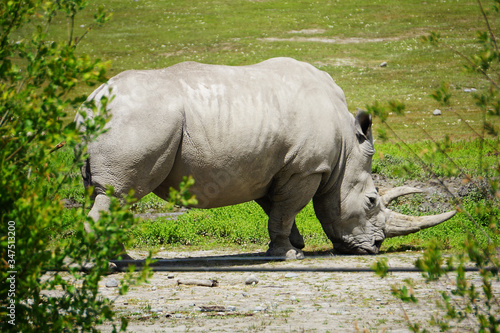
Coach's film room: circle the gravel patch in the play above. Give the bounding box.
[92,250,493,332]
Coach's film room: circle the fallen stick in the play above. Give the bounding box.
[177,279,218,287]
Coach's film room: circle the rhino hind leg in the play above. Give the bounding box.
[256,198,305,250]
[85,193,134,260]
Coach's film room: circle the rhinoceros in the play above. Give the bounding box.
[77,57,455,258]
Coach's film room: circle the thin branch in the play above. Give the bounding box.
[443,43,499,90]
[477,0,498,53]
[16,8,56,94]
[0,1,23,48]
[74,26,91,47]
[68,14,75,46]
[5,129,40,163]
[380,120,495,245]
[0,108,11,128]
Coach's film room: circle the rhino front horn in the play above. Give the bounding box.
[384,210,456,238]
[380,185,456,237]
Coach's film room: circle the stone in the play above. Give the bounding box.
[253,306,267,312]
[433,109,442,116]
[285,272,298,278]
[105,278,119,288]
[380,61,388,67]
[245,274,259,285]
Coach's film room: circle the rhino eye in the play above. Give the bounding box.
[365,194,377,210]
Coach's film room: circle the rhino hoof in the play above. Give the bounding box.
[286,249,305,260]
[108,262,119,274]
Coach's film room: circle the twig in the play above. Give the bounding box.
[380,121,494,245]
[477,0,498,53]
[177,279,219,287]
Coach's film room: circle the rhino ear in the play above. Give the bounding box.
[355,108,372,140]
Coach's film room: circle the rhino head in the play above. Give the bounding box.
[315,110,456,254]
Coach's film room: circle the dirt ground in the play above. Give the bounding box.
[95,249,491,333]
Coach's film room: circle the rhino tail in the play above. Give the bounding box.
[82,158,92,190]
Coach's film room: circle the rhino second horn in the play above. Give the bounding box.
[380,186,423,206]
[384,210,457,238]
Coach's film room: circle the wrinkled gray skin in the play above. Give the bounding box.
[77,57,455,258]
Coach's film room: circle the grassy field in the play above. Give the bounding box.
[46,0,497,141]
[43,0,500,253]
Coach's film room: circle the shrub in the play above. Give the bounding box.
[0,2,156,332]
[372,1,500,331]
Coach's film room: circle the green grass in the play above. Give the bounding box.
[129,200,329,251]
[39,0,500,253]
[373,138,500,181]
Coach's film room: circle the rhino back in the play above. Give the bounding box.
[153,58,354,207]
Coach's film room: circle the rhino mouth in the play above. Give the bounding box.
[332,240,382,255]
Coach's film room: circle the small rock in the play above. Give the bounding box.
[285,272,298,278]
[227,305,236,312]
[123,301,128,305]
[464,88,477,92]
[245,274,259,285]
[174,313,183,318]
[242,292,249,297]
[105,279,119,288]
[150,308,162,313]
[380,61,388,67]
[253,306,267,312]
[290,296,297,302]
[151,286,157,291]
[433,109,442,116]
[167,273,175,279]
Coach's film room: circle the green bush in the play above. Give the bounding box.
[373,1,500,331]
[0,2,155,332]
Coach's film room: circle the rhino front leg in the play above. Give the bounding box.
[256,197,305,250]
[264,174,322,259]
